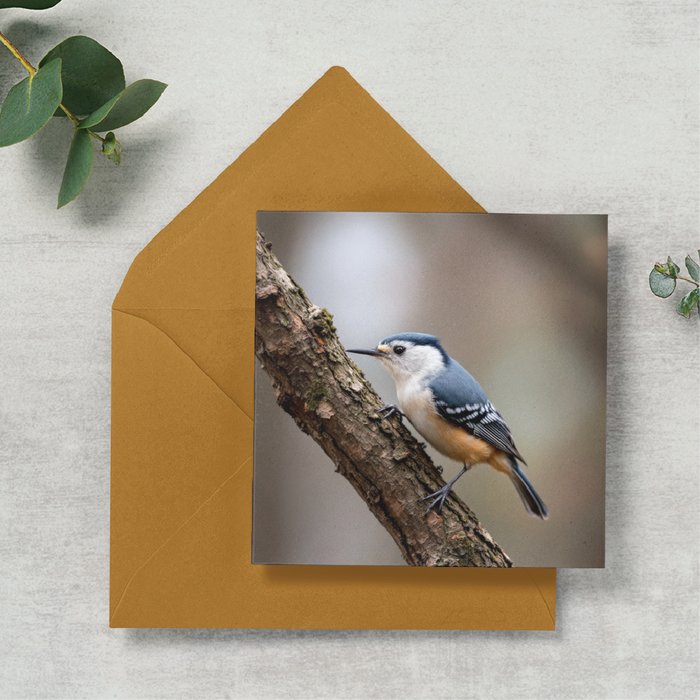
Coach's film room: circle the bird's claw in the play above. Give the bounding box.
[421,465,468,516]
[422,484,452,516]
[377,403,404,420]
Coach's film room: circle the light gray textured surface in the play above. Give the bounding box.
[1,1,698,698]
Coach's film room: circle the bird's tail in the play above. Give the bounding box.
[508,459,549,520]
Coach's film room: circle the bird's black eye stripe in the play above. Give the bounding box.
[394,345,405,355]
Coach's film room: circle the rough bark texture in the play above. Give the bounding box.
[255,230,512,567]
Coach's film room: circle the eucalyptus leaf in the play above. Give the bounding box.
[676,288,700,318]
[0,0,61,7]
[685,256,700,284]
[649,268,676,298]
[0,58,62,147]
[58,128,94,208]
[39,36,124,117]
[80,79,167,131]
[666,256,680,279]
[78,93,120,130]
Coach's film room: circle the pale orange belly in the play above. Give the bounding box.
[428,417,496,464]
[401,391,502,467]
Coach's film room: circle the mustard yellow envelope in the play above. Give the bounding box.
[111,66,556,629]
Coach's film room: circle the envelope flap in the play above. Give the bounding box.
[111,310,253,619]
[113,67,484,312]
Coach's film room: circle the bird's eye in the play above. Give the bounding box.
[394,345,405,355]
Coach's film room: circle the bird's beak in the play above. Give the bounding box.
[347,347,386,358]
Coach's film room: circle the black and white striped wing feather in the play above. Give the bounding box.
[434,399,526,464]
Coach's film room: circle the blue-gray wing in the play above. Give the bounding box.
[430,360,526,463]
[433,399,525,463]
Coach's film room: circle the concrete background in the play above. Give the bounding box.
[1,1,697,698]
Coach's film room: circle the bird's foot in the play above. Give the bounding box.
[377,403,404,420]
[421,465,469,516]
[422,484,452,515]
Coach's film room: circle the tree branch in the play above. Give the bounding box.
[254,229,512,567]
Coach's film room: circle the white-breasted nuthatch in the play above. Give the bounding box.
[348,333,548,519]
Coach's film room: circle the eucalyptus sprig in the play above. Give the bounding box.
[0,0,166,207]
[649,253,700,318]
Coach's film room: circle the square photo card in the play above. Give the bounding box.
[253,212,607,568]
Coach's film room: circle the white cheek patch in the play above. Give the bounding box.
[407,345,445,380]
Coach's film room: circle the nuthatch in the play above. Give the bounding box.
[348,333,548,519]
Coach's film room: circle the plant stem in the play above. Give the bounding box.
[86,129,105,143]
[0,29,36,75]
[676,275,700,287]
[59,105,81,127]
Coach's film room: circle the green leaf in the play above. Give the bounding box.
[102,131,121,165]
[79,93,120,129]
[649,268,676,298]
[0,58,62,147]
[667,256,680,279]
[58,128,94,208]
[39,36,125,117]
[676,288,700,318]
[685,256,700,284]
[79,79,167,131]
[0,0,61,7]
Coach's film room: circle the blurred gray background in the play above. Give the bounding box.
[1,0,698,697]
[254,212,607,568]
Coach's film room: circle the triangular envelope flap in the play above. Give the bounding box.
[247,102,479,212]
[111,311,253,619]
[113,68,483,311]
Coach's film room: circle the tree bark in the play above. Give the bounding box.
[254,230,512,567]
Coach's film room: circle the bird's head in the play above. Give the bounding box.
[348,332,448,384]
